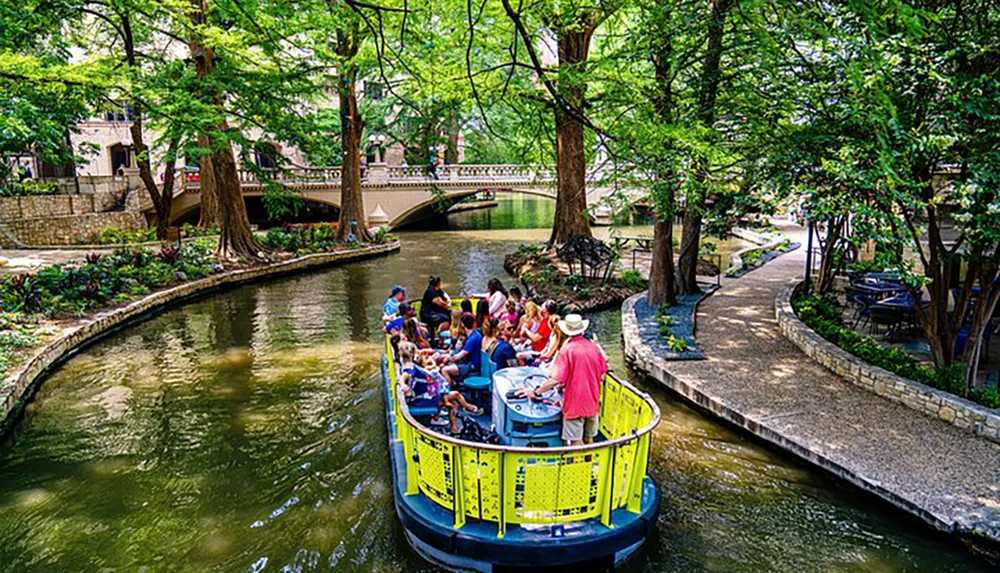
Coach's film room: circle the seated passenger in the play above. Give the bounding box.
[500,299,519,326]
[524,300,557,353]
[518,316,565,368]
[474,299,489,330]
[460,299,474,317]
[508,286,525,318]
[490,320,518,370]
[419,276,452,333]
[487,278,508,319]
[382,285,406,322]
[398,342,482,434]
[480,317,498,353]
[439,314,481,385]
[515,301,542,347]
[402,317,430,349]
[385,302,416,335]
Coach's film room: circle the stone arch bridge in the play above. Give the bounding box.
[167,163,645,228]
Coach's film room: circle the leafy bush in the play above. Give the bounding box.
[793,293,996,409]
[371,227,397,244]
[91,226,158,245]
[619,270,647,290]
[0,179,60,197]
[0,329,38,348]
[179,223,219,238]
[0,245,214,317]
[261,223,340,254]
[666,335,688,353]
[515,243,542,257]
[974,385,1000,409]
[846,260,884,274]
[742,249,763,266]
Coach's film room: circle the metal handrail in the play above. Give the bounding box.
[392,368,661,455]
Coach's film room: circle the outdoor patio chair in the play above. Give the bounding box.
[869,307,903,340]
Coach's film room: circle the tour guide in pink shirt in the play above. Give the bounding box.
[517,314,607,446]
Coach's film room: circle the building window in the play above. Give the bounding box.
[104,105,134,122]
[255,149,276,170]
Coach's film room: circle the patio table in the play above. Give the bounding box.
[854,282,906,300]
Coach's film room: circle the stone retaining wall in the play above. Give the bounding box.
[776,282,1000,444]
[2,211,147,246]
[0,241,400,434]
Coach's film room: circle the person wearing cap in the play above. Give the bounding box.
[383,285,406,322]
[517,314,607,446]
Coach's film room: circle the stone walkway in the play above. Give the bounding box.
[0,249,107,275]
[624,220,1000,543]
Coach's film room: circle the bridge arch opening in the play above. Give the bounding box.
[390,189,557,230]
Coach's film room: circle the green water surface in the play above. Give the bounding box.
[0,198,990,571]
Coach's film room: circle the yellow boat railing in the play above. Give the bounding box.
[384,306,660,538]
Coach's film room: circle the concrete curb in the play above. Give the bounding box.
[622,291,970,538]
[775,281,1000,444]
[0,241,400,435]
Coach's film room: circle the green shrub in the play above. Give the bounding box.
[742,249,763,266]
[92,226,158,245]
[846,260,884,274]
[619,270,646,290]
[515,243,541,257]
[974,385,1000,409]
[791,292,999,408]
[371,227,397,244]
[667,335,688,353]
[0,179,60,197]
[179,223,219,238]
[261,223,340,254]
[0,244,215,318]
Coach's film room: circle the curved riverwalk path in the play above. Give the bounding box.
[623,223,1000,546]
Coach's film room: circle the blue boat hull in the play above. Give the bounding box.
[382,356,660,571]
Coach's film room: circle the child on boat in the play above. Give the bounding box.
[500,299,519,326]
[398,342,482,433]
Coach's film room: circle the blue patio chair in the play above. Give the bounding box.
[461,350,495,411]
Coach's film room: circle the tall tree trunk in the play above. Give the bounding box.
[130,115,178,239]
[549,26,594,245]
[336,27,371,243]
[676,211,703,293]
[647,22,678,307]
[197,134,219,227]
[648,212,677,306]
[676,0,734,295]
[120,12,176,240]
[445,126,460,165]
[189,0,263,260]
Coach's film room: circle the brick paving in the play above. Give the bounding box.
[624,220,1000,542]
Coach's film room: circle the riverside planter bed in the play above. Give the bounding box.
[631,290,716,360]
[503,245,646,313]
[0,241,400,436]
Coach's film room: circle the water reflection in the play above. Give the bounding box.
[0,207,991,571]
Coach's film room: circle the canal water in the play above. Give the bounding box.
[0,197,989,571]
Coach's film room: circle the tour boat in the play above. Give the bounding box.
[381,300,661,571]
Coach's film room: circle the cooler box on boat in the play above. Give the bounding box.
[491,367,563,447]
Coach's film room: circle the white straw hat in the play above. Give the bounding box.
[559,314,589,336]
